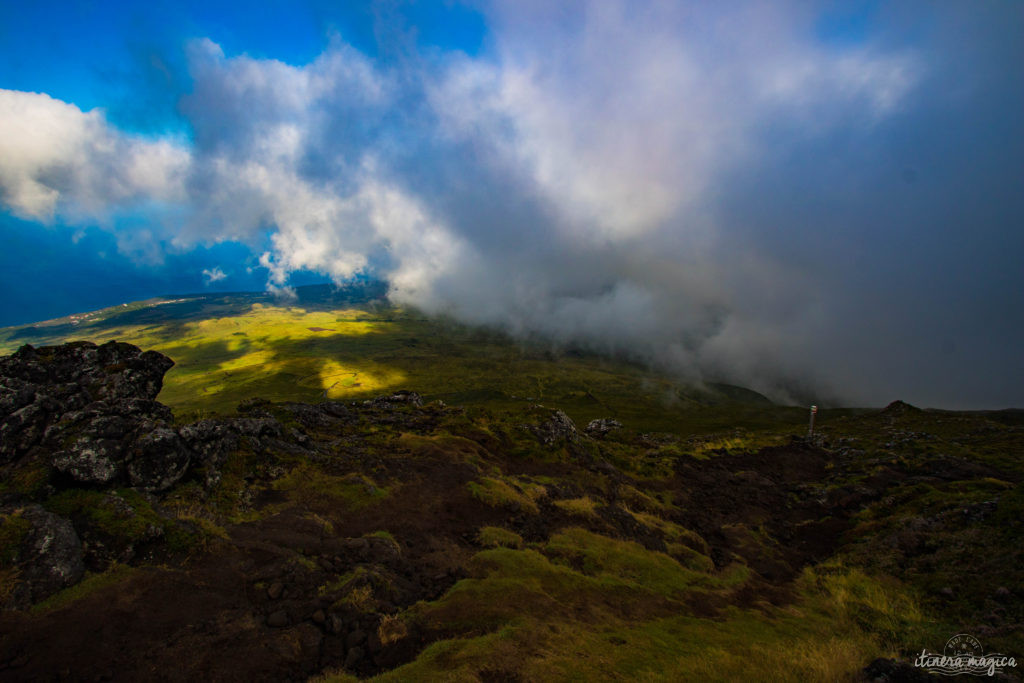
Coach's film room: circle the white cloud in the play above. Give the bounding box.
[175,39,474,306]
[0,90,188,222]
[431,2,918,244]
[202,266,227,284]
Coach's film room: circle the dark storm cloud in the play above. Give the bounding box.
[701,1,1024,407]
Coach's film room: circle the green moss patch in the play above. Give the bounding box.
[466,477,539,514]
[31,564,136,615]
[44,489,197,552]
[272,466,389,510]
[477,526,523,549]
[340,548,926,682]
[0,463,52,498]
[46,489,163,542]
[0,509,32,567]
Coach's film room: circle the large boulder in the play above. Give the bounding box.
[0,341,174,462]
[0,340,172,403]
[525,409,580,446]
[45,400,178,488]
[0,341,190,492]
[1,504,85,610]
[585,418,623,439]
[51,439,124,485]
[127,428,193,492]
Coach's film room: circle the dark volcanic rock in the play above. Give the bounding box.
[525,409,579,446]
[585,418,622,438]
[177,418,238,455]
[51,439,123,485]
[0,402,50,464]
[177,419,239,487]
[0,341,200,607]
[231,417,283,438]
[0,341,172,404]
[879,400,921,417]
[1,504,84,610]
[0,342,195,493]
[319,402,353,420]
[281,402,333,429]
[367,391,424,408]
[177,415,283,487]
[127,428,192,491]
[45,401,175,487]
[267,610,290,628]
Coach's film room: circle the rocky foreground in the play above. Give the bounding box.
[0,341,1021,681]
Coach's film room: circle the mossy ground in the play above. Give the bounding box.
[0,509,32,566]
[29,564,136,615]
[318,546,928,682]
[1,290,1021,680]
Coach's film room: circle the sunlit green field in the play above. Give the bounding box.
[0,287,819,434]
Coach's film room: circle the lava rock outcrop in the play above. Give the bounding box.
[1,341,185,491]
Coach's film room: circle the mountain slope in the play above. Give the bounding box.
[0,285,789,434]
[0,300,1021,680]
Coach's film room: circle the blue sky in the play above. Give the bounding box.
[0,0,487,320]
[0,1,486,115]
[0,1,1021,408]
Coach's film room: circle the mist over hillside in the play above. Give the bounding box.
[0,284,796,432]
[1,2,1022,409]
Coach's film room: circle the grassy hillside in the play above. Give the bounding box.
[2,287,1021,681]
[0,285,817,436]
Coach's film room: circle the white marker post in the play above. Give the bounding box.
[807,405,818,439]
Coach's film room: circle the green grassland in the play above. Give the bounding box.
[0,285,818,436]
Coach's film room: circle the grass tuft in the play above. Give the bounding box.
[466,477,539,514]
[477,526,524,549]
[31,564,136,615]
[552,496,600,519]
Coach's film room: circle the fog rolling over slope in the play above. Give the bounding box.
[0,1,1022,408]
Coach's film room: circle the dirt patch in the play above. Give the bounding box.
[0,510,472,681]
[672,443,849,578]
[0,436,507,681]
